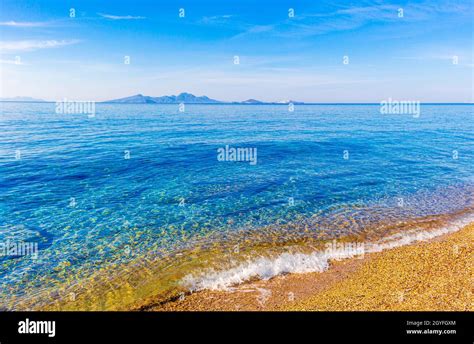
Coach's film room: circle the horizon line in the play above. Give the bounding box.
[1,100,473,105]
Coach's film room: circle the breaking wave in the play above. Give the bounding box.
[181,213,474,291]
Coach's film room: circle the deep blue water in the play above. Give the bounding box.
[0,103,473,307]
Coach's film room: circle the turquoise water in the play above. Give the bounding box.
[0,103,473,309]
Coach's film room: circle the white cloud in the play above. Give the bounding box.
[98,13,145,20]
[224,1,472,40]
[201,15,233,24]
[0,21,48,27]
[0,58,25,65]
[0,40,79,52]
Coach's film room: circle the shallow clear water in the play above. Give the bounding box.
[0,103,473,309]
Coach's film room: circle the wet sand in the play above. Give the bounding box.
[149,223,473,311]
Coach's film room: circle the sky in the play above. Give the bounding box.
[0,0,472,102]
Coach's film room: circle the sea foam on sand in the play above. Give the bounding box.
[181,214,474,292]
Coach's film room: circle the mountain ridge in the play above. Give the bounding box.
[103,93,304,104]
[0,96,46,102]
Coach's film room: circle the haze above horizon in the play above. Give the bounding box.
[0,0,472,103]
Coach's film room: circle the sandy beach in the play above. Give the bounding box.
[147,222,473,311]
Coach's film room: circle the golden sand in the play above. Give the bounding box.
[151,223,473,311]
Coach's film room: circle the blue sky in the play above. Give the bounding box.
[0,0,472,102]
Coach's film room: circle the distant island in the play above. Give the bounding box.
[0,93,307,104]
[0,96,46,102]
[103,93,304,105]
[2,95,470,105]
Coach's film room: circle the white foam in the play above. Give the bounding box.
[181,214,474,292]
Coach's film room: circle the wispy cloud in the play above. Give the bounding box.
[392,52,473,69]
[0,58,25,65]
[0,40,80,52]
[214,1,472,40]
[197,15,275,40]
[98,13,145,20]
[393,55,456,61]
[231,25,275,39]
[200,15,233,24]
[0,20,48,27]
[267,4,416,38]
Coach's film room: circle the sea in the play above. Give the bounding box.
[0,102,473,310]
